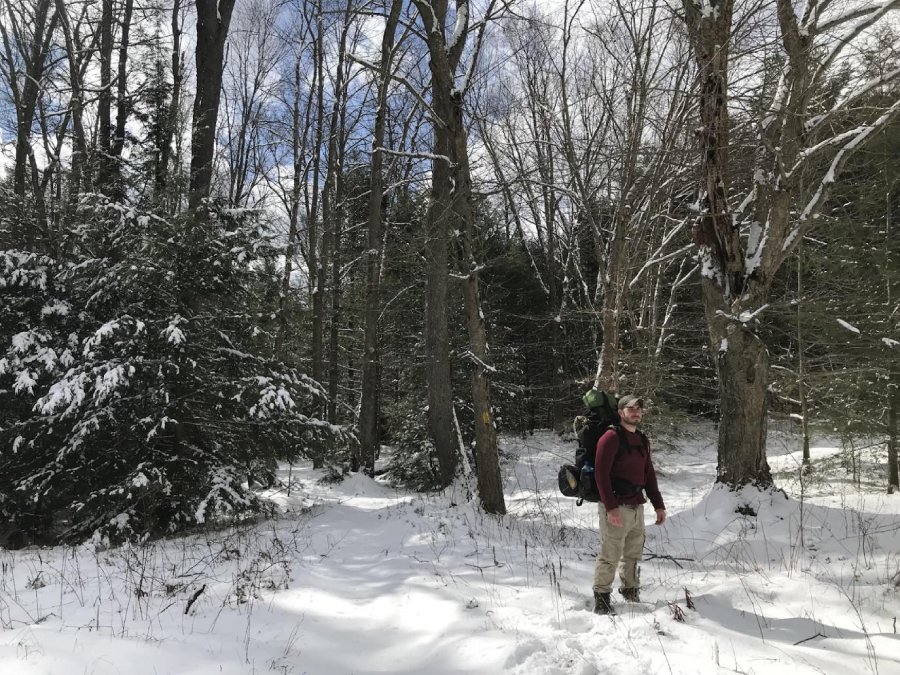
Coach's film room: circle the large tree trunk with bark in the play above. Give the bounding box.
[97,0,113,190]
[682,0,772,488]
[188,0,235,214]
[888,363,899,493]
[415,0,505,511]
[416,0,459,487]
[705,292,772,486]
[452,97,505,513]
[422,137,458,485]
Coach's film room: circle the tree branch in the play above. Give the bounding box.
[347,51,445,127]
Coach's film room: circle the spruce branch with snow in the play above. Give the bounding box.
[0,197,349,544]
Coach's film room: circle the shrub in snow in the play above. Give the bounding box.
[382,393,444,491]
[0,197,348,544]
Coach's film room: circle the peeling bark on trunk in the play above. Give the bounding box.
[682,0,772,488]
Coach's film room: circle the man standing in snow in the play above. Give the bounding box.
[592,394,666,615]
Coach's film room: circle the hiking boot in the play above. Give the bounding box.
[593,592,616,615]
[619,587,640,602]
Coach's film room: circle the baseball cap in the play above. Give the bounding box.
[617,394,644,410]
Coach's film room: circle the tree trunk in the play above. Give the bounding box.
[415,0,459,487]
[595,230,624,393]
[682,0,773,487]
[53,0,91,209]
[359,0,402,477]
[111,0,134,168]
[459,193,506,514]
[309,9,327,401]
[274,55,308,362]
[705,287,773,486]
[797,244,810,465]
[451,90,505,512]
[327,160,344,425]
[188,0,236,215]
[317,0,352,428]
[157,0,182,205]
[0,0,57,248]
[423,142,458,485]
[414,0,505,507]
[97,0,113,191]
[888,363,899,493]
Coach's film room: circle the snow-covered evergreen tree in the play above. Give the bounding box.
[0,197,347,544]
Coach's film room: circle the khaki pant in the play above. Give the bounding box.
[592,503,645,594]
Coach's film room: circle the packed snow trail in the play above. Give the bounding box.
[1,428,898,674]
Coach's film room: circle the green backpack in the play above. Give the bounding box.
[557,389,650,505]
[558,389,620,505]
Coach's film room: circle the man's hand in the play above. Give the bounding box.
[655,508,666,525]
[607,508,623,527]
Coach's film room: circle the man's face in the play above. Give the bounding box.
[620,404,643,426]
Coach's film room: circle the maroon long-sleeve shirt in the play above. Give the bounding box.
[594,427,665,511]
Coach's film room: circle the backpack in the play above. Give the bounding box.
[557,390,647,506]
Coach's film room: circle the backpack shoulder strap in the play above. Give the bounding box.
[614,426,648,454]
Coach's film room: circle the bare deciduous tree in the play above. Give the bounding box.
[359,0,404,476]
[680,0,900,486]
[413,0,505,512]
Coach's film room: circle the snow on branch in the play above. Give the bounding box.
[379,147,454,165]
[817,0,896,32]
[812,0,900,88]
[460,0,501,95]
[762,69,789,132]
[347,52,443,126]
[806,65,900,133]
[836,318,860,334]
[461,350,497,374]
[715,304,771,325]
[628,243,693,288]
[789,125,869,175]
[790,96,900,247]
[689,0,719,20]
[447,0,469,54]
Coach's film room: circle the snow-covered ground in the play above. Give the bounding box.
[1,424,899,674]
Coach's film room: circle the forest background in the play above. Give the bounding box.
[0,0,898,545]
